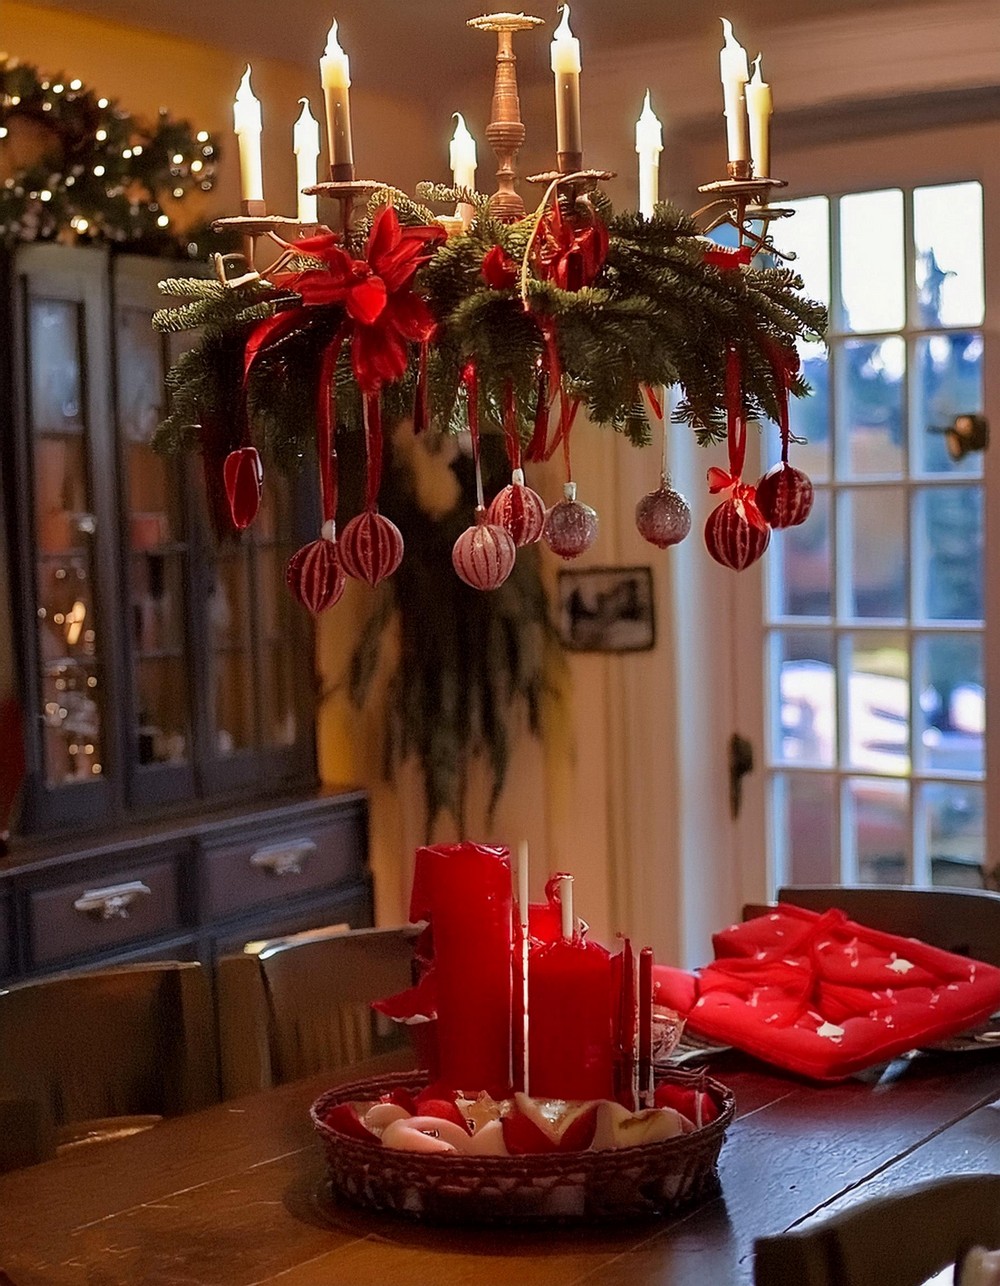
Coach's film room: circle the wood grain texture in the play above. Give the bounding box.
[2,1049,999,1286]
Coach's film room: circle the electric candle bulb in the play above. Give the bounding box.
[719,18,750,165]
[293,98,320,223]
[551,4,583,165]
[232,65,263,203]
[320,20,354,171]
[635,90,663,220]
[746,53,773,180]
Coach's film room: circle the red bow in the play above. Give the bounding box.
[706,470,769,530]
[245,207,445,393]
[534,203,609,292]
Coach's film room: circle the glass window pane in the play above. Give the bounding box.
[846,632,909,775]
[915,635,984,776]
[913,334,983,476]
[779,197,830,308]
[921,782,984,889]
[131,552,186,655]
[838,338,905,478]
[769,490,832,618]
[210,555,253,754]
[136,657,189,765]
[117,306,164,445]
[256,548,306,749]
[34,436,90,553]
[847,488,906,619]
[914,486,983,622]
[774,772,838,886]
[913,182,984,327]
[773,631,835,767]
[839,190,904,332]
[29,299,83,433]
[846,777,909,884]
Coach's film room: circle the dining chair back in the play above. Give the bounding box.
[215,924,418,1099]
[774,885,1000,967]
[753,1173,1000,1286]
[0,960,218,1172]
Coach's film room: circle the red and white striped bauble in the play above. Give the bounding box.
[337,511,404,586]
[543,481,598,560]
[286,537,346,613]
[754,462,814,529]
[486,468,545,546]
[704,498,771,571]
[452,510,516,591]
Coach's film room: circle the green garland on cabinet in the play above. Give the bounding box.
[0,56,223,254]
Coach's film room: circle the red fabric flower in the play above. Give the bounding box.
[534,203,608,291]
[244,208,445,393]
[482,244,519,290]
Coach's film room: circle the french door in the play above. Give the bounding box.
[733,120,1000,897]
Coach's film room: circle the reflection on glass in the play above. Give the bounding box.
[921,782,984,888]
[914,333,984,476]
[774,773,837,886]
[773,630,835,766]
[117,306,164,444]
[131,553,186,653]
[29,299,83,433]
[137,657,189,765]
[781,341,830,482]
[839,190,904,332]
[212,650,254,754]
[847,776,909,884]
[914,635,984,776]
[781,197,830,307]
[915,487,983,622]
[839,338,905,477]
[770,490,831,618]
[913,182,984,328]
[847,488,906,618]
[845,632,909,775]
[210,556,248,648]
[34,437,90,553]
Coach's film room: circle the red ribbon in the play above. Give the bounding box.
[316,327,347,525]
[760,336,801,464]
[534,203,609,291]
[702,245,753,271]
[462,362,481,480]
[482,244,519,290]
[363,393,384,513]
[706,343,768,530]
[502,380,521,471]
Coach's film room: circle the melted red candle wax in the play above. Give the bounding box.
[409,843,513,1096]
[528,937,616,1101]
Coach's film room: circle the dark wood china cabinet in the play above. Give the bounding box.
[0,244,372,981]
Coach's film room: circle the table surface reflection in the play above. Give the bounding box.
[3,1047,1000,1285]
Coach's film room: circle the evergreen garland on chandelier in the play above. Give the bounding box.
[0,56,220,252]
[152,184,826,466]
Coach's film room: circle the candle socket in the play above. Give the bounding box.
[557,150,584,175]
[241,198,267,217]
[329,162,356,183]
[726,159,753,182]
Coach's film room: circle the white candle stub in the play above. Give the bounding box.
[293,98,320,223]
[233,65,264,203]
[719,18,749,164]
[635,89,663,220]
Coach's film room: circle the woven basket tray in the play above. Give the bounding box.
[311,1068,735,1225]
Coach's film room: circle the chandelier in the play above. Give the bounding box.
[153,9,826,611]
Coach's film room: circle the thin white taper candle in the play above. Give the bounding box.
[517,839,530,1094]
[558,873,574,940]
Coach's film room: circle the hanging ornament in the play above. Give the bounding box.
[704,498,770,571]
[636,481,691,548]
[755,461,814,529]
[337,510,404,585]
[222,445,263,531]
[636,385,691,549]
[488,470,546,546]
[286,536,346,613]
[543,481,599,560]
[452,507,517,591]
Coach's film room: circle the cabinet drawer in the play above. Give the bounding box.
[28,859,182,967]
[202,813,365,921]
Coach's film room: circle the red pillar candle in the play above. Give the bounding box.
[528,936,615,1101]
[409,843,513,1095]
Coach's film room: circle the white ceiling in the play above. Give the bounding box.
[28,0,945,103]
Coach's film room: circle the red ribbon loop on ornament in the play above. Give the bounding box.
[462,362,481,478]
[502,380,521,471]
[643,385,664,423]
[363,393,384,512]
[725,342,748,482]
[760,336,801,464]
[317,326,347,524]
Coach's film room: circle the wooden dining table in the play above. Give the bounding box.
[3,1045,1000,1286]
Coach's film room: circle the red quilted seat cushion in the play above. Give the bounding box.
[653,904,1000,1082]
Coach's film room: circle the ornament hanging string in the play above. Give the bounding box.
[317,328,347,526]
[642,383,671,486]
[462,362,485,510]
[760,336,801,465]
[502,380,522,472]
[362,393,385,512]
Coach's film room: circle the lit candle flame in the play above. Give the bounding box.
[236,65,257,109]
[750,53,764,85]
[325,19,345,60]
[555,3,573,40]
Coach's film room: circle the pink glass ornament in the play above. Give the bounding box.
[452,509,516,590]
[337,510,404,586]
[286,537,346,613]
[704,498,770,571]
[543,481,599,560]
[755,462,815,529]
[223,446,263,531]
[486,468,546,546]
[635,480,692,548]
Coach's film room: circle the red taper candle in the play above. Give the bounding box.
[638,946,654,1106]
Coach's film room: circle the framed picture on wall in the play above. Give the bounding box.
[556,566,655,653]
